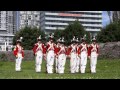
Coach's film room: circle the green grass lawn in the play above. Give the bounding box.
[0,59,120,79]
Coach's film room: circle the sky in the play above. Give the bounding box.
[102,11,110,27]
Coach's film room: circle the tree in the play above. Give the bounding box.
[97,21,120,43]
[54,29,64,43]
[114,20,120,41]
[62,20,87,45]
[13,26,45,50]
[85,31,91,44]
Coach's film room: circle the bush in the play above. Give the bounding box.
[0,53,8,61]
[0,51,35,61]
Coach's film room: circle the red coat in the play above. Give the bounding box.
[13,46,24,57]
[67,44,77,55]
[57,46,67,55]
[54,44,60,55]
[33,43,46,55]
[77,43,88,55]
[88,43,99,56]
[76,45,79,55]
[66,47,70,56]
[46,42,56,53]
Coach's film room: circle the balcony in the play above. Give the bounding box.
[82,24,102,27]
[86,28,101,32]
[45,12,102,18]
[45,17,102,22]
[45,22,68,25]
[67,11,102,13]
[0,34,14,37]
[45,27,65,30]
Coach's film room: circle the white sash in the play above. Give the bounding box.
[91,44,97,52]
[81,44,87,52]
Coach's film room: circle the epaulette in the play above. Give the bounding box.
[14,46,17,50]
[22,47,24,50]
[35,43,38,45]
[96,44,99,47]
[14,48,16,51]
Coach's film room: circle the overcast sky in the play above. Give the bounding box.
[102,11,110,27]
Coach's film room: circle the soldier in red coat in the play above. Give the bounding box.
[76,38,80,73]
[54,38,61,73]
[33,35,46,72]
[46,33,56,74]
[57,37,67,74]
[78,35,88,73]
[88,36,99,73]
[13,37,24,71]
[68,36,78,73]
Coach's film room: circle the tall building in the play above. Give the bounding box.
[112,11,120,22]
[40,11,102,35]
[0,11,17,51]
[18,11,40,30]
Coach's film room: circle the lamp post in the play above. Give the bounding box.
[7,37,9,46]
[4,38,7,51]
[2,36,9,51]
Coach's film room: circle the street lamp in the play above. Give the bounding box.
[4,38,7,51]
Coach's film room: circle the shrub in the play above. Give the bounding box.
[0,53,8,61]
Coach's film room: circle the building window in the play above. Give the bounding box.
[28,16,31,20]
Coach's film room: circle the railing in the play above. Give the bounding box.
[0,45,13,51]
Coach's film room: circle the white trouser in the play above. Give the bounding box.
[35,51,43,72]
[70,53,77,73]
[76,55,80,72]
[90,52,97,73]
[46,50,55,74]
[58,54,66,74]
[55,57,58,73]
[15,54,22,71]
[80,51,87,73]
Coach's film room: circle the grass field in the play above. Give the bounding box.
[0,59,120,79]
